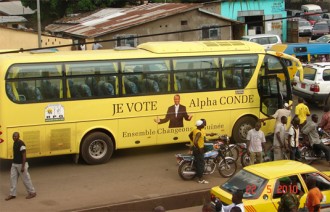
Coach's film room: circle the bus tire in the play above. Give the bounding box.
[232,116,257,143]
[81,132,113,165]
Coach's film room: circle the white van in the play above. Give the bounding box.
[301,4,322,13]
[241,34,282,50]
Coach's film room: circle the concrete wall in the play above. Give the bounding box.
[220,0,287,42]
[95,9,233,49]
[0,27,73,51]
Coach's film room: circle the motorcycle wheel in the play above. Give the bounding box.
[178,161,196,180]
[229,146,240,161]
[240,151,251,167]
[299,148,314,165]
[218,158,237,178]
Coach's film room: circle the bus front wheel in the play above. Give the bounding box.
[232,116,257,143]
[81,132,114,165]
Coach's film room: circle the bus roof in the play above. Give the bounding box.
[0,40,265,64]
[270,43,330,56]
[138,40,264,53]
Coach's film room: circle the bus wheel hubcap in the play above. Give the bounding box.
[89,140,107,159]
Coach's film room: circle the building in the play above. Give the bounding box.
[219,0,287,42]
[0,0,34,29]
[45,3,241,50]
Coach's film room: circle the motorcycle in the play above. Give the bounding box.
[299,128,330,164]
[175,135,237,179]
[240,144,275,167]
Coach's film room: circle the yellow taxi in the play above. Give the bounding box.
[210,160,330,211]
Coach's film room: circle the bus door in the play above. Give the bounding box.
[259,75,283,135]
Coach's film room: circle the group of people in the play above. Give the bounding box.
[252,97,330,166]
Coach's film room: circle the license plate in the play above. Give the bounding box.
[301,83,306,88]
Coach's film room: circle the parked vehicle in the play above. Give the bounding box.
[241,34,282,50]
[210,160,330,212]
[311,20,329,40]
[176,136,237,179]
[324,19,330,31]
[271,43,330,79]
[298,18,313,36]
[323,13,330,19]
[311,34,330,43]
[240,145,276,167]
[292,62,330,105]
[301,4,322,13]
[304,12,322,26]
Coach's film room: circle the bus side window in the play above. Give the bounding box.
[17,81,42,102]
[40,79,59,100]
[6,82,22,101]
[123,77,138,94]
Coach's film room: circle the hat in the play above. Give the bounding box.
[284,103,289,108]
[196,120,204,127]
[279,177,291,184]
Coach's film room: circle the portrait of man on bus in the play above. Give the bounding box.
[154,94,192,128]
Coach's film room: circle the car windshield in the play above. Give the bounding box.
[221,169,267,199]
[313,23,328,30]
[315,36,330,43]
[309,15,322,21]
[303,66,316,80]
[299,21,311,27]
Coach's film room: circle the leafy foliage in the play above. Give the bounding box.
[20,0,128,29]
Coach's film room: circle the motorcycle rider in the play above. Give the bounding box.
[319,105,330,134]
[302,114,330,166]
[192,119,209,184]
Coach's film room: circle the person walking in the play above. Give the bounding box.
[192,119,208,184]
[273,116,288,160]
[288,117,301,161]
[306,177,323,212]
[295,97,310,129]
[246,121,266,165]
[5,132,36,201]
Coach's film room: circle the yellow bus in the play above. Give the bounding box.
[0,40,303,164]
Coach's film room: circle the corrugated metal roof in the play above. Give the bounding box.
[0,1,34,15]
[0,15,26,23]
[61,3,204,38]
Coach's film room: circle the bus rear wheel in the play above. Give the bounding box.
[81,132,113,165]
[232,116,257,143]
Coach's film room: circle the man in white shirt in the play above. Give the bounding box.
[222,190,245,212]
[92,42,103,50]
[247,121,266,165]
[273,116,288,160]
[261,102,292,128]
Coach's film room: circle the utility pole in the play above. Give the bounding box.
[37,0,41,48]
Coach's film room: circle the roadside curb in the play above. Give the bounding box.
[71,189,211,212]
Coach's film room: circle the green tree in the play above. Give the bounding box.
[21,0,127,29]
